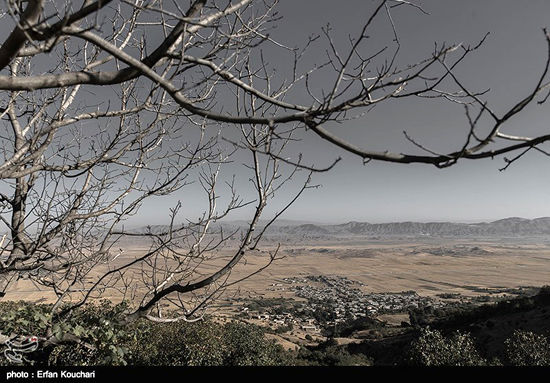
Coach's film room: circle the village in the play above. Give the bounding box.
[239,274,448,333]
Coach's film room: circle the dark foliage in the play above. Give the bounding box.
[0,301,291,366]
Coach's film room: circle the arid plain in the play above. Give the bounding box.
[6,235,550,305]
[216,237,550,300]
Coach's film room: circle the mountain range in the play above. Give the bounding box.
[126,217,550,239]
[224,217,550,238]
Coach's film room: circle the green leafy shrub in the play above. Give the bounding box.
[223,321,290,365]
[294,338,372,366]
[51,301,131,366]
[126,319,226,366]
[1,300,294,366]
[504,330,550,366]
[127,319,291,366]
[407,327,487,366]
[1,300,131,366]
[0,301,52,336]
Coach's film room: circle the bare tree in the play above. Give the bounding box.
[0,0,549,350]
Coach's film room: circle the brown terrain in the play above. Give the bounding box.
[6,236,549,304]
[4,233,550,354]
[216,238,550,299]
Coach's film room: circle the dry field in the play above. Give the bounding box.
[5,237,550,306]
[213,237,550,301]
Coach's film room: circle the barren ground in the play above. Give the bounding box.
[6,237,550,304]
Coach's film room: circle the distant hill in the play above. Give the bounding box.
[254,217,550,237]
[127,217,550,239]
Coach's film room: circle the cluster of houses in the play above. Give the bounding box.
[290,275,443,319]
[254,312,319,332]
[246,275,446,331]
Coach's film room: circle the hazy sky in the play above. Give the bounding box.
[265,0,550,223]
[130,1,550,224]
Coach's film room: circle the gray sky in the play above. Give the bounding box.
[272,0,550,223]
[137,0,550,225]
